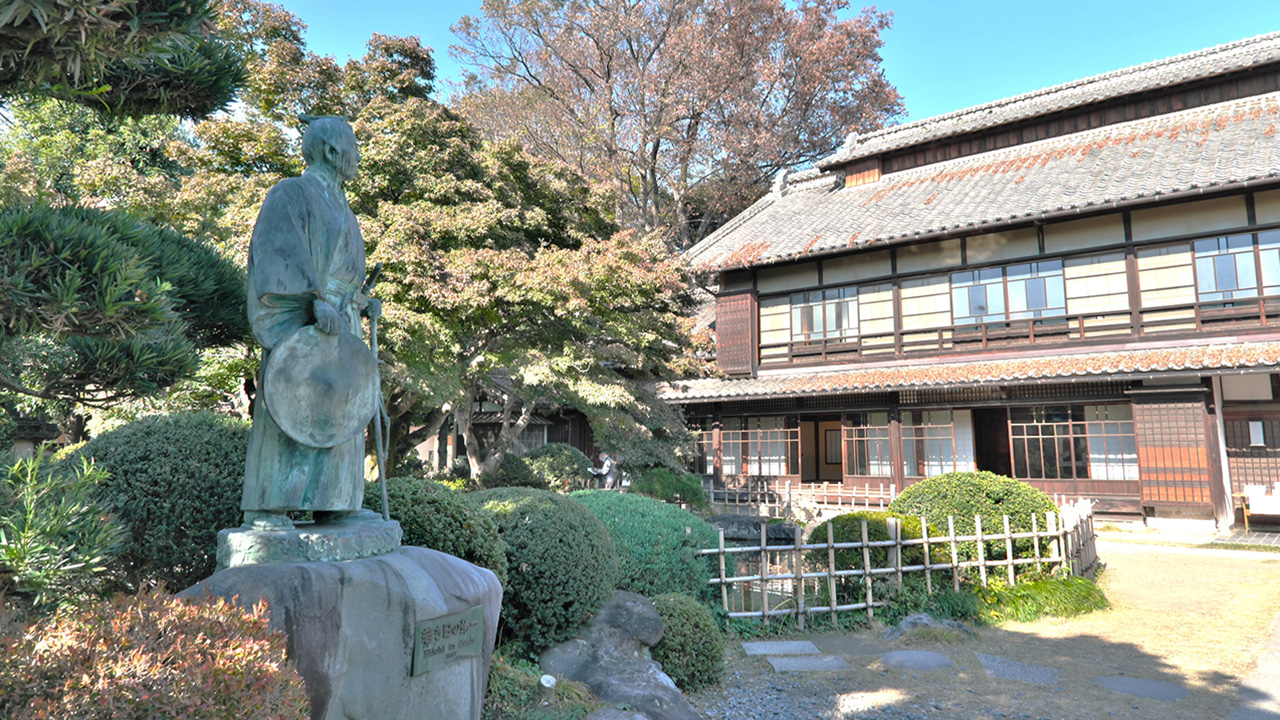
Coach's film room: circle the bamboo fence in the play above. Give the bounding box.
[699,498,1098,627]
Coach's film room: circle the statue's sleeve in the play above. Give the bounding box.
[246,180,322,350]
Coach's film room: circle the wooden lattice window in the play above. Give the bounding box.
[1133,398,1212,505]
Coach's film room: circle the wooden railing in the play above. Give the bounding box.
[703,477,897,521]
[699,498,1098,628]
[757,294,1280,368]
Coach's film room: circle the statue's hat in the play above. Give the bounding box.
[263,326,379,448]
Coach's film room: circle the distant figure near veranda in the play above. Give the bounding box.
[242,116,381,530]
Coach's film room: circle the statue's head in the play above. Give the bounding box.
[300,116,359,182]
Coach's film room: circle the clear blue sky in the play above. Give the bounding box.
[280,0,1280,122]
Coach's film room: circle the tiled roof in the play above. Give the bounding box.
[657,341,1280,403]
[817,32,1280,168]
[685,91,1280,272]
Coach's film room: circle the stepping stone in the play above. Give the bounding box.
[767,654,852,672]
[881,650,954,671]
[742,640,821,656]
[976,653,1061,685]
[1093,676,1189,701]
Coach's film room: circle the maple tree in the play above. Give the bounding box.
[452,0,903,246]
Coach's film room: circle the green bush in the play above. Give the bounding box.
[60,411,248,591]
[478,454,542,490]
[650,593,725,692]
[0,588,309,720]
[978,572,1109,623]
[804,511,937,609]
[1,452,124,613]
[888,471,1057,564]
[805,510,933,572]
[629,467,708,510]
[524,443,593,492]
[875,576,982,627]
[365,476,508,586]
[471,488,619,651]
[571,490,719,603]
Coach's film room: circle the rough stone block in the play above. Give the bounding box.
[742,640,822,656]
[182,546,501,720]
[217,509,402,569]
[766,655,852,672]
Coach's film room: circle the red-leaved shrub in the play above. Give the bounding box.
[0,588,309,720]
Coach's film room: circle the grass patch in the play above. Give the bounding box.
[978,574,1109,623]
[1205,541,1280,554]
[483,653,598,720]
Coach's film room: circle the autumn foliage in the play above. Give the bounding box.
[0,588,309,720]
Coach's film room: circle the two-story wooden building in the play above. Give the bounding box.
[661,33,1280,525]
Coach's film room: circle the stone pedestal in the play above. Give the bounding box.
[182,546,502,720]
[216,509,403,569]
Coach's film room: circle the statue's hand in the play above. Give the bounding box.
[363,298,382,321]
[313,299,341,335]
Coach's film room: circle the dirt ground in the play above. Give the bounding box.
[691,541,1280,720]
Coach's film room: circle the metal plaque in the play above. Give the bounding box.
[412,606,485,676]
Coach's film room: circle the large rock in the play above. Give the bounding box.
[181,546,502,720]
[541,591,699,720]
[707,514,799,541]
[882,612,975,642]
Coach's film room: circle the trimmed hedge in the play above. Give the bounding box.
[571,490,719,603]
[60,412,248,591]
[524,443,593,492]
[364,476,507,586]
[888,471,1058,564]
[650,593,725,692]
[628,467,708,510]
[805,510,933,572]
[471,488,619,651]
[0,588,309,720]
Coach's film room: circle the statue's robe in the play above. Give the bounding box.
[242,173,367,513]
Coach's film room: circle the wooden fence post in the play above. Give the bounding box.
[826,521,838,628]
[717,528,728,612]
[921,516,933,594]
[1031,513,1042,574]
[890,516,903,588]
[948,516,960,592]
[861,520,874,621]
[794,525,805,630]
[976,515,988,589]
[1047,512,1063,574]
[1003,515,1015,585]
[759,522,770,626]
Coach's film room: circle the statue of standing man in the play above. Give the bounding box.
[242,116,382,530]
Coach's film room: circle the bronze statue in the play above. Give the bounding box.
[242,116,382,530]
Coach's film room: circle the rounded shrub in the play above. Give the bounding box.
[477,453,541,490]
[471,487,620,651]
[61,412,248,591]
[629,467,708,510]
[524,443,593,492]
[650,593,725,692]
[888,471,1057,564]
[805,510,933,572]
[0,588,309,720]
[571,490,719,604]
[364,476,507,585]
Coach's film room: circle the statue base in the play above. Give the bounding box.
[182,547,502,720]
[217,509,402,569]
